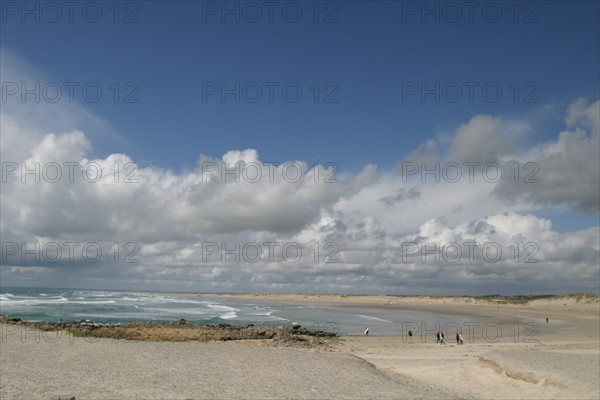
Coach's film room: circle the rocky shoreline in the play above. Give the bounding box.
[0,315,338,348]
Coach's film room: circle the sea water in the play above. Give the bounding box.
[0,288,475,335]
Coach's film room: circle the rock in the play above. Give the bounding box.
[319,331,337,337]
[1,318,335,346]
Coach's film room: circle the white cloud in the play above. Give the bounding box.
[451,115,524,165]
[494,98,600,213]
[1,52,598,294]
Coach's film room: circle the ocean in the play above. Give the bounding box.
[0,288,475,335]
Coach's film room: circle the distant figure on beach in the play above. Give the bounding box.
[436,332,440,343]
[456,333,460,345]
[546,317,549,323]
[408,330,413,343]
[458,332,464,345]
[364,327,369,335]
[440,332,445,345]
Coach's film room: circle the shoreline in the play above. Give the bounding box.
[1,294,598,399]
[2,292,597,340]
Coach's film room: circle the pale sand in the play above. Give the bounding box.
[1,294,598,399]
[205,294,600,399]
[0,325,462,399]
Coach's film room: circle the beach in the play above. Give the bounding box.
[1,294,598,399]
[0,324,459,399]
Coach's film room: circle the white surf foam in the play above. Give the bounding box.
[219,311,238,320]
[356,314,394,324]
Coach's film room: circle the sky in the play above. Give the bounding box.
[0,0,599,295]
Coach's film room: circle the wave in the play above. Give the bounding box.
[206,304,238,312]
[0,291,304,326]
[249,311,275,316]
[120,297,141,302]
[163,298,209,305]
[83,292,115,297]
[0,296,118,306]
[356,314,394,324]
[268,316,288,321]
[143,307,210,315]
[135,297,207,306]
[0,296,70,306]
[69,300,117,305]
[219,311,238,320]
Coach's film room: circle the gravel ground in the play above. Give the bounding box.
[0,325,464,399]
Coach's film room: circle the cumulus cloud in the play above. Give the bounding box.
[379,187,421,206]
[451,115,525,165]
[1,52,598,294]
[494,98,600,213]
[397,115,530,172]
[2,136,374,244]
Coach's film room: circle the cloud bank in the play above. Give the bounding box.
[1,52,598,294]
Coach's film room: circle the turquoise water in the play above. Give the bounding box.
[0,288,474,335]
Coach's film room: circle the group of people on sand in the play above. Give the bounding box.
[435,331,464,345]
[364,327,465,345]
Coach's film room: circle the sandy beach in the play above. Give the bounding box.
[332,296,600,400]
[1,294,598,399]
[0,324,460,399]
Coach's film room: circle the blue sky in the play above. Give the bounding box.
[3,1,598,170]
[1,1,599,293]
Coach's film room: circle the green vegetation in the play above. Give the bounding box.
[383,293,599,305]
[557,292,598,300]
[474,293,598,305]
[65,328,99,338]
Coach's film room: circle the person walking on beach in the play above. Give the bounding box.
[436,332,440,343]
[546,317,549,323]
[440,332,445,345]
[458,332,464,345]
[364,327,369,335]
[456,332,460,345]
